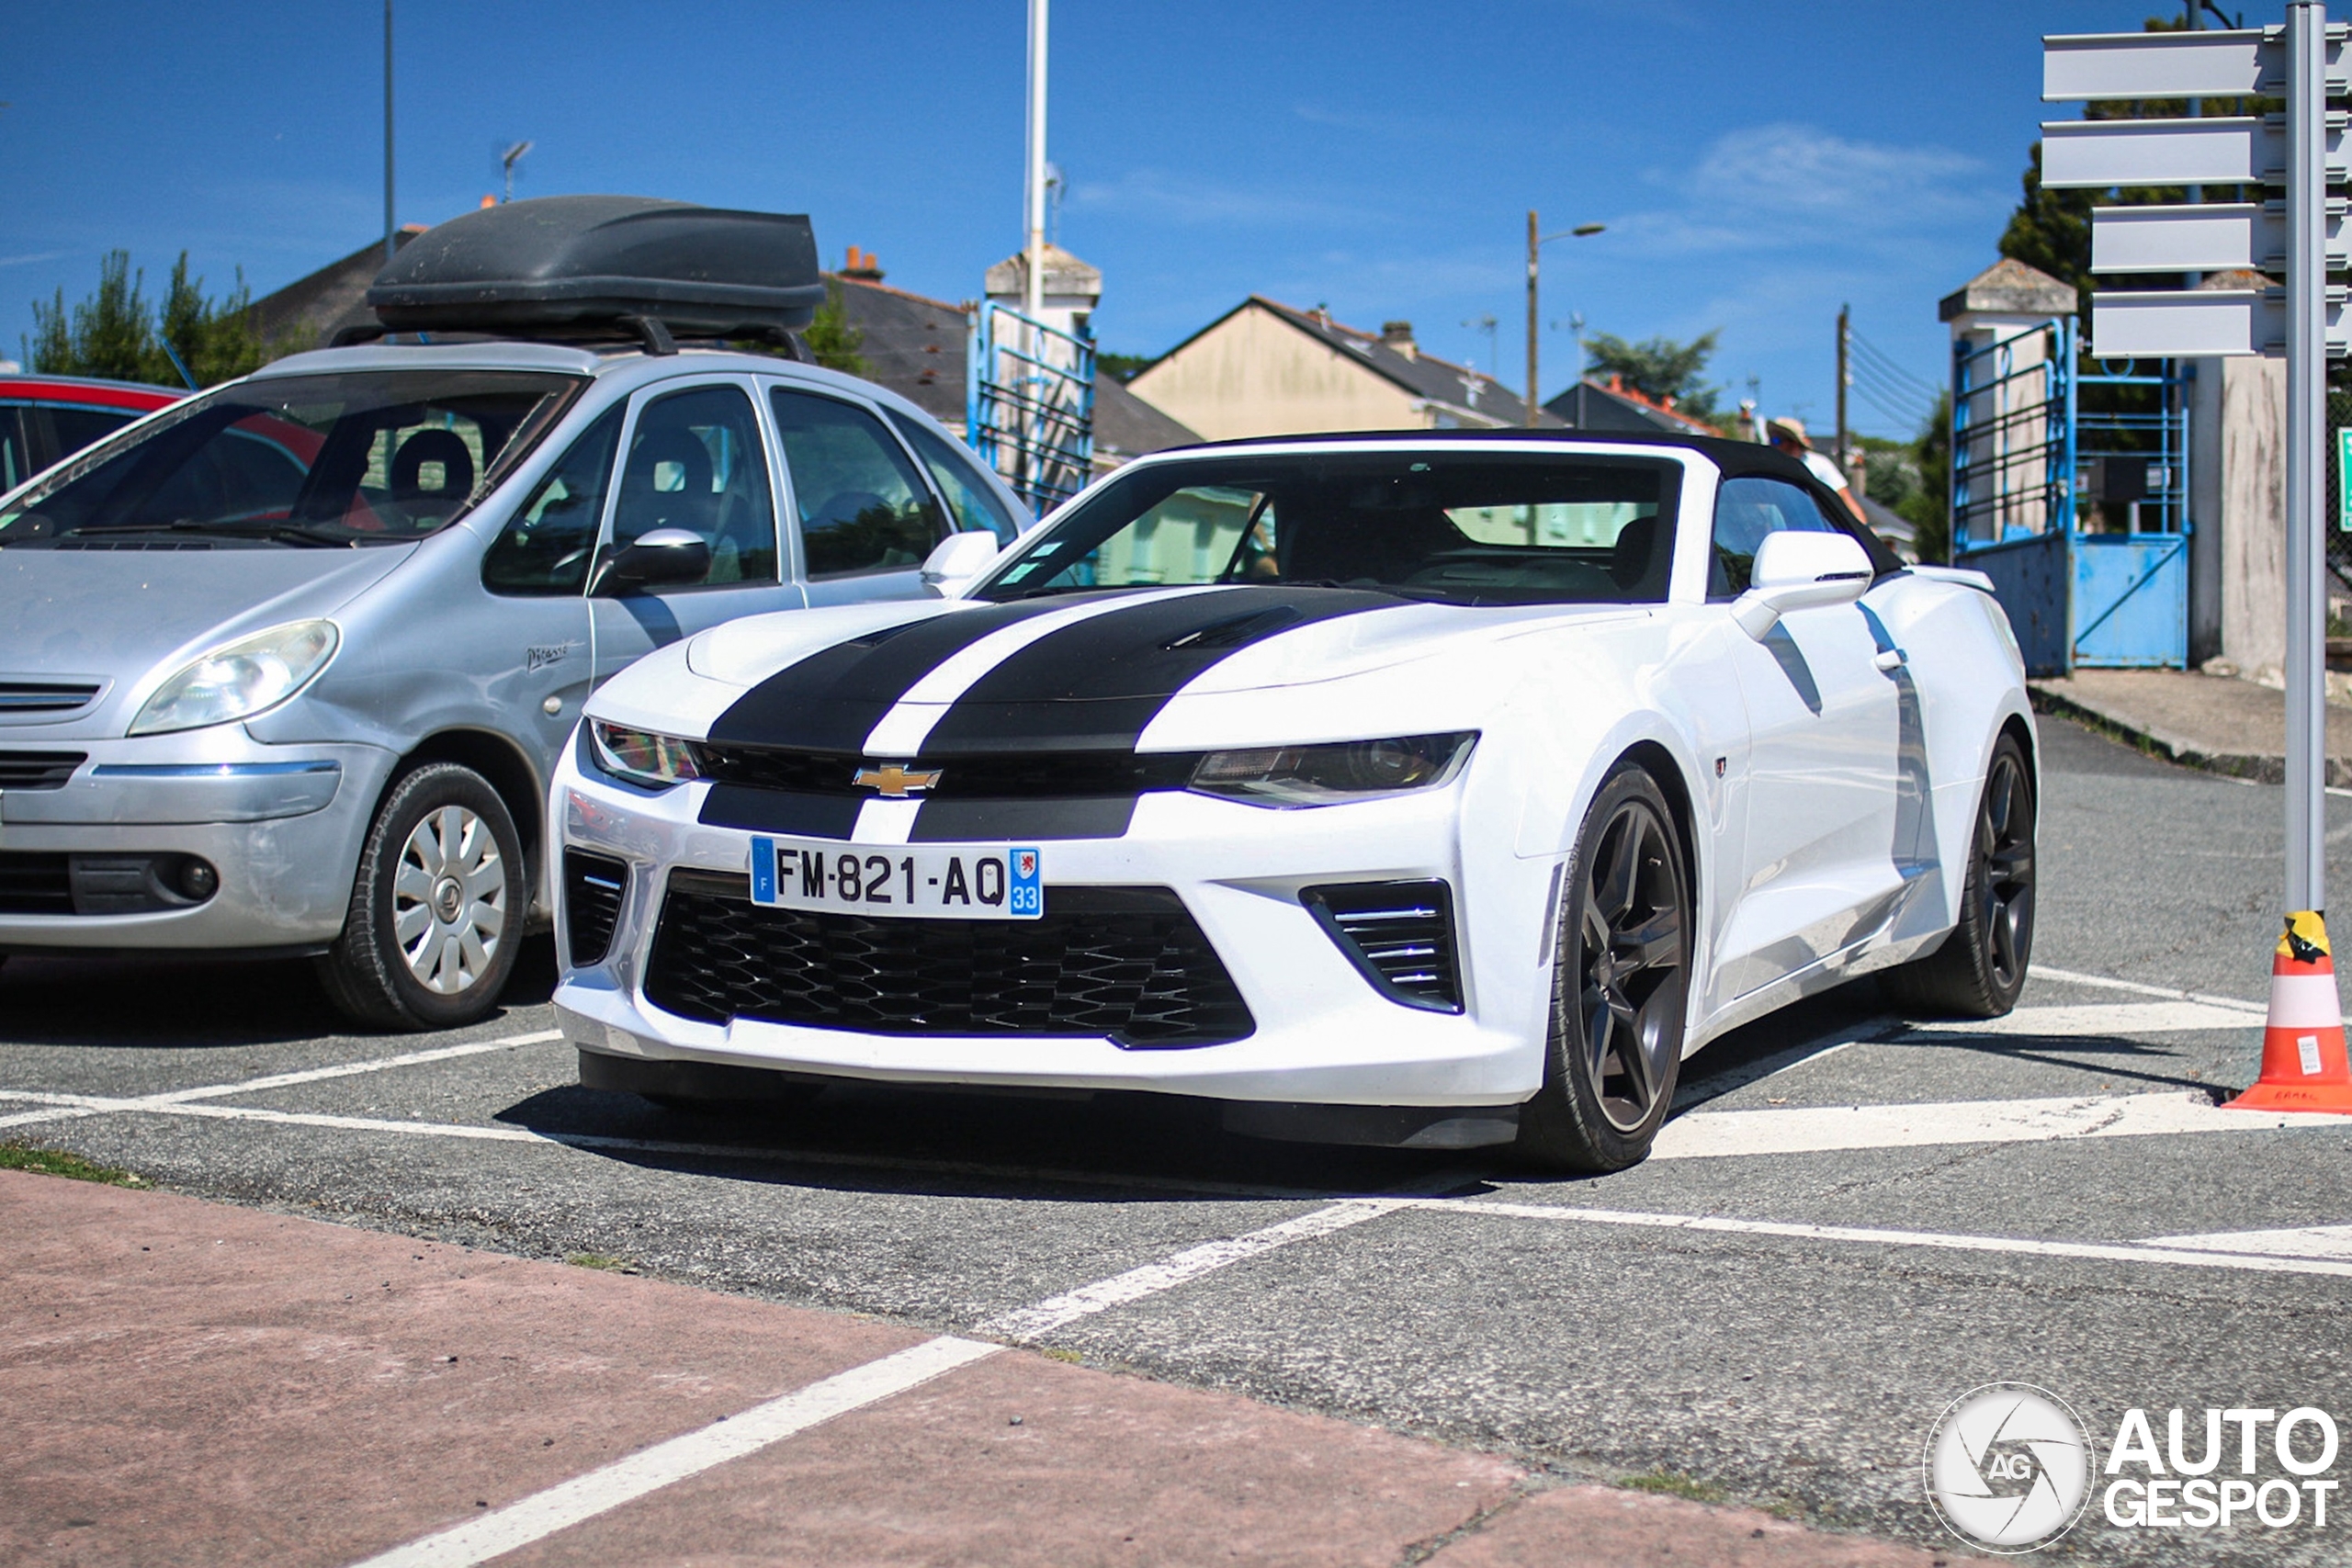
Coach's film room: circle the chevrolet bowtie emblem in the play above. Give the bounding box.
[853,763,943,797]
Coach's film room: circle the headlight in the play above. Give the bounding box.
[128,619,340,737]
[1190,732,1476,807]
[589,721,704,789]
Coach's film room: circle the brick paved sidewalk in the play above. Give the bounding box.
[0,1170,1962,1567]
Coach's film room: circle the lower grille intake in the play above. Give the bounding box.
[644,872,1252,1047]
[1302,879,1463,1012]
[0,852,73,914]
[0,750,86,789]
[563,850,628,966]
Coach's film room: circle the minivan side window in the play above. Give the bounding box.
[771,389,944,577]
[1709,475,1842,599]
[608,385,778,586]
[483,405,623,595]
[885,410,1021,545]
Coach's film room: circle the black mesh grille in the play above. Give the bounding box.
[0,750,86,789]
[1302,879,1462,1012]
[644,871,1252,1047]
[0,852,74,914]
[692,744,1197,800]
[563,850,628,966]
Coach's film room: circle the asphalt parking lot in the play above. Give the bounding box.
[6,714,2352,1565]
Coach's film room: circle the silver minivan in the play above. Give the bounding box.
[0,335,1028,1028]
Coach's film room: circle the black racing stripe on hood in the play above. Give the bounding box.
[920,586,1400,755]
[704,598,1084,753]
[697,784,861,840]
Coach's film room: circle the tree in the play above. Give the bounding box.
[1581,330,1723,424]
[1096,351,1155,384]
[24,250,265,388]
[799,282,868,376]
[1894,390,1952,565]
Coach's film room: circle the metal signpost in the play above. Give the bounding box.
[2043,6,2339,920]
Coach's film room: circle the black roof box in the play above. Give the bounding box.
[362,195,823,345]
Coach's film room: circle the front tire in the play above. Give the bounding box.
[316,762,526,1032]
[1886,731,2035,1019]
[1515,762,1692,1173]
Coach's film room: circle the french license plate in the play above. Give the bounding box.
[749,836,1042,920]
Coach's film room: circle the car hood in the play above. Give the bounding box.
[0,547,413,725]
[662,585,1645,754]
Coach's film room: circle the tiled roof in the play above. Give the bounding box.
[1544,376,1723,437]
[1240,296,1562,428]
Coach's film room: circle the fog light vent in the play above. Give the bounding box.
[1301,879,1462,1013]
[563,850,628,966]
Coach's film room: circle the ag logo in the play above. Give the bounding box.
[1924,1383,2094,1553]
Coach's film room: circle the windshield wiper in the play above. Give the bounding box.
[68,518,356,548]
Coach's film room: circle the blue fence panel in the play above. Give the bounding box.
[1966,531,2073,678]
[2071,534,2188,668]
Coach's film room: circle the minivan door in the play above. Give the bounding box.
[589,378,803,687]
[768,386,953,609]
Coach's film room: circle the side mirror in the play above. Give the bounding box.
[920,530,1002,598]
[1731,531,1874,639]
[594,527,709,593]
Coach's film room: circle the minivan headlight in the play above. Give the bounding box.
[129,619,340,736]
[589,721,704,789]
[1190,732,1476,807]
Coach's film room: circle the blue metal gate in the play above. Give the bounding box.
[1951,317,2189,676]
[967,301,1095,513]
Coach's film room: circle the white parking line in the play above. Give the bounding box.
[1905,1000,2263,1036]
[347,1183,1450,1568]
[2138,1224,2352,1260]
[0,1031,563,1133]
[1652,1089,2344,1161]
[1403,1199,2352,1280]
[2030,965,2269,1014]
[347,1336,1001,1568]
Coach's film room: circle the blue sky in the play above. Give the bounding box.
[3,2,2199,438]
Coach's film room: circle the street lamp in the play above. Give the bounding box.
[1526,212,1605,427]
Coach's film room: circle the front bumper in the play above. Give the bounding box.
[0,732,392,951]
[550,750,1556,1108]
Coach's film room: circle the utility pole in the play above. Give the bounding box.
[383,0,396,264]
[1023,0,1048,323]
[1525,211,1605,427]
[1835,303,1850,471]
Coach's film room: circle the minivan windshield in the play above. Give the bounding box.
[0,369,582,548]
[973,449,1684,607]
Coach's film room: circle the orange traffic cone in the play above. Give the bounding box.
[2229,911,2352,1113]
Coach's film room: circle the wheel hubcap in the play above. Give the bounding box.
[392,805,506,996]
[1977,753,2034,991]
[1576,800,1686,1134]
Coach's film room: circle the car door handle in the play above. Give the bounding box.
[1873,649,1906,672]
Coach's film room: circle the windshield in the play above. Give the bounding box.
[0,369,582,548]
[974,450,1683,607]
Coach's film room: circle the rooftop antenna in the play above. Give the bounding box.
[501,141,534,204]
[1462,312,1498,378]
[382,0,395,263]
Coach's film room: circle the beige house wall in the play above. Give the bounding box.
[1127,306,1423,441]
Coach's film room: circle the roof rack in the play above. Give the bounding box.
[336,195,824,357]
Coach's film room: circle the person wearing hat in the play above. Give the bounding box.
[1768,417,1868,525]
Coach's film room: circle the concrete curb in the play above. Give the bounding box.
[2027,681,2352,787]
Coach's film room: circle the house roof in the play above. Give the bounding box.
[245,228,426,352]
[1156,295,1562,429]
[831,273,1201,457]
[1544,376,1723,438]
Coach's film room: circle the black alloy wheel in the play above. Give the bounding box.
[1887,730,2035,1019]
[1516,762,1691,1172]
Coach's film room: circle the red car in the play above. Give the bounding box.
[0,373,183,493]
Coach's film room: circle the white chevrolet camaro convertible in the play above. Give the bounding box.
[550,432,2035,1170]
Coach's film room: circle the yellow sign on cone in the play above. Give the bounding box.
[2229,911,2352,1113]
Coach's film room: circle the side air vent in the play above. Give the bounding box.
[563,850,629,966]
[1301,879,1463,1013]
[0,751,86,789]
